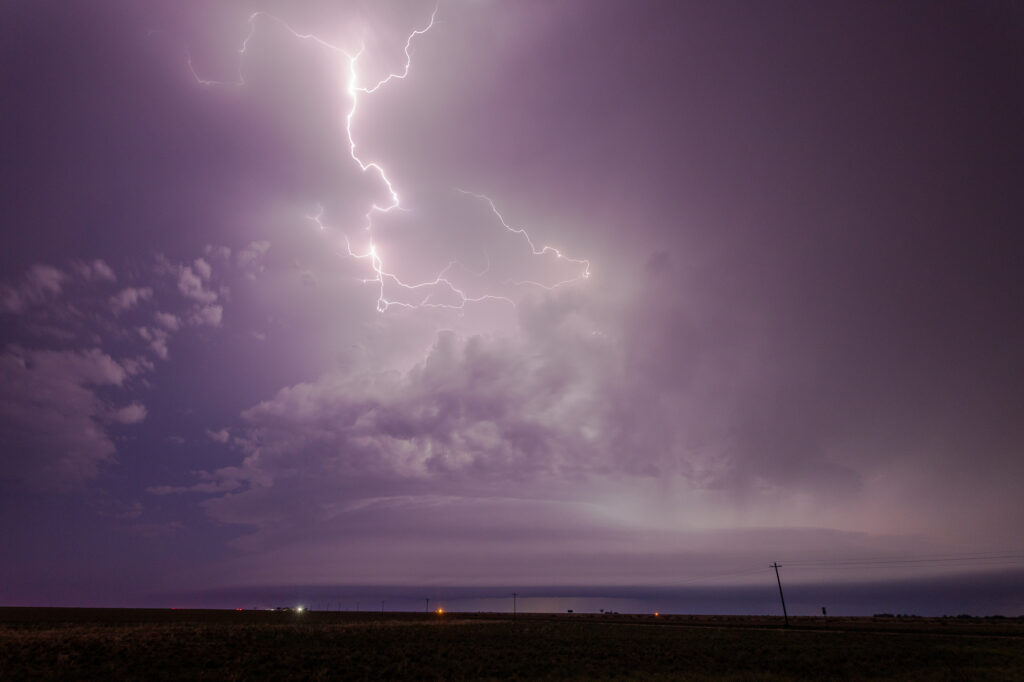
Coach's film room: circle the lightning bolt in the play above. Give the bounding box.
[455,189,591,290]
[185,6,591,312]
[307,205,512,312]
[186,12,346,87]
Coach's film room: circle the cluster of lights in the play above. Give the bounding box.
[188,6,591,313]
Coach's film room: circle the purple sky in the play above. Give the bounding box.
[2,0,1023,612]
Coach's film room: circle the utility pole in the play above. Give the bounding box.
[771,562,789,627]
[381,600,385,615]
[513,592,517,620]
[425,598,430,613]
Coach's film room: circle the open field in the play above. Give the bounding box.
[2,608,1023,680]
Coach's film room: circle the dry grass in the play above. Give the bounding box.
[2,609,1023,680]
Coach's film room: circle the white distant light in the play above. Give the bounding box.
[296,606,304,612]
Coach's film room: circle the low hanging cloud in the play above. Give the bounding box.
[147,283,899,581]
[151,286,759,538]
[161,238,1024,567]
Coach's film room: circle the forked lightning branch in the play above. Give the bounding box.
[187,6,590,312]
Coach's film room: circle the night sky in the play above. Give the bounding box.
[2,1,1022,613]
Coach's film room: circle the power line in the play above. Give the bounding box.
[785,553,1024,568]
[668,549,1024,589]
[771,562,789,627]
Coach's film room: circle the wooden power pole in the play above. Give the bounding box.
[771,562,789,627]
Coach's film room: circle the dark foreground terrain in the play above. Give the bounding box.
[2,608,1023,680]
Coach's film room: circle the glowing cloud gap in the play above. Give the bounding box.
[188,6,592,312]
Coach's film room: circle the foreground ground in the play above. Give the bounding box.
[2,608,1023,680]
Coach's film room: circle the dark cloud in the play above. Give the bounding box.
[0,346,135,488]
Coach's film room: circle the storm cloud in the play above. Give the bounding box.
[1,0,1021,609]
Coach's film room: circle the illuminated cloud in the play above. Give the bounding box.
[206,428,231,444]
[109,287,154,314]
[0,347,132,488]
[73,259,117,283]
[154,311,182,331]
[109,402,148,425]
[0,265,67,314]
[178,262,218,304]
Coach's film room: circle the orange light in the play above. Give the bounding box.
[654,612,659,617]
[436,608,444,614]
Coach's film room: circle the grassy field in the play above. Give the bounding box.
[2,608,1023,680]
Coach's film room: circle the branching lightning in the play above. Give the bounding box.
[186,6,591,312]
[455,188,591,290]
[307,204,512,311]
